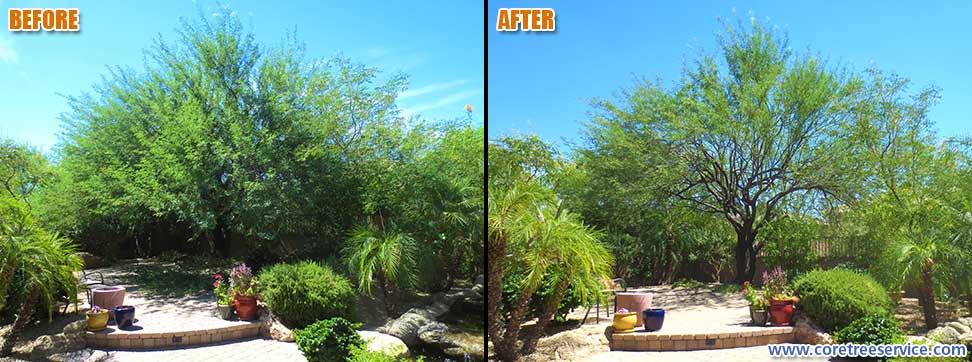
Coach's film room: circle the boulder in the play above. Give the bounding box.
[47,349,110,362]
[378,309,432,346]
[959,332,972,345]
[259,311,294,342]
[358,331,409,359]
[927,326,962,344]
[417,322,451,347]
[793,314,833,345]
[28,334,85,361]
[948,321,971,335]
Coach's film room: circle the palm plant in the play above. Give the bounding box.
[0,199,82,356]
[488,182,613,361]
[344,222,418,314]
[895,227,955,330]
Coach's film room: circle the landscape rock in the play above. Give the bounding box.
[417,322,451,347]
[948,321,971,335]
[521,324,609,361]
[259,311,294,342]
[28,334,85,361]
[927,326,962,344]
[358,330,410,358]
[959,332,972,344]
[47,349,110,362]
[793,314,833,345]
[379,309,432,346]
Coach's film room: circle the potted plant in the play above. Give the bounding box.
[612,308,638,333]
[763,266,799,326]
[213,273,234,320]
[230,263,259,320]
[85,306,109,331]
[741,280,769,326]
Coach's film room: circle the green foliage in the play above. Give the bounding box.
[344,223,418,294]
[741,282,768,310]
[501,272,583,321]
[259,261,356,328]
[760,216,821,276]
[295,317,364,362]
[832,315,901,345]
[348,345,425,362]
[671,279,706,289]
[792,269,893,331]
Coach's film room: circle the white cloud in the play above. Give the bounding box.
[404,88,483,114]
[399,79,469,100]
[0,36,19,64]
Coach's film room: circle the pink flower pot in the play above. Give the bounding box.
[91,286,126,321]
[615,292,653,327]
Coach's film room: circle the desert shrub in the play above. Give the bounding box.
[295,317,364,362]
[792,268,893,331]
[260,261,356,328]
[833,315,901,345]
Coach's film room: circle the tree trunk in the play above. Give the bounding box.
[521,278,570,355]
[495,282,538,362]
[0,287,39,356]
[487,237,510,361]
[919,268,938,330]
[734,230,754,284]
[213,206,230,257]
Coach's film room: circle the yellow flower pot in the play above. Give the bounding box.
[86,311,109,331]
[613,312,638,333]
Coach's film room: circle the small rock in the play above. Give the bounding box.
[793,314,832,344]
[948,321,971,335]
[358,330,410,359]
[47,348,110,362]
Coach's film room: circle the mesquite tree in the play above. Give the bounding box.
[584,17,864,283]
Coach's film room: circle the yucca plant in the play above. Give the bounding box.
[343,221,418,314]
[0,198,82,356]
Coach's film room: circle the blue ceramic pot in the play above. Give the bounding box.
[642,308,665,332]
[113,305,135,328]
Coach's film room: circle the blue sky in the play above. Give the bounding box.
[488,1,972,151]
[0,0,484,153]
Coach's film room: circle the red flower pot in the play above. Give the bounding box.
[234,295,258,320]
[768,299,794,326]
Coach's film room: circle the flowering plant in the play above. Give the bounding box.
[213,273,234,305]
[229,263,259,297]
[740,281,768,310]
[618,308,630,314]
[762,266,794,300]
[88,305,106,314]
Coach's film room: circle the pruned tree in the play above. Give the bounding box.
[584,17,865,283]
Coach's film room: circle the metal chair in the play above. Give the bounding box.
[582,277,626,324]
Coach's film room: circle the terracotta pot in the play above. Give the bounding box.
[86,311,109,331]
[91,286,125,321]
[642,308,665,332]
[234,295,258,320]
[615,292,653,327]
[768,299,794,326]
[749,306,768,326]
[612,312,638,333]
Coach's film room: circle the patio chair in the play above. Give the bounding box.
[582,277,626,324]
[62,269,105,314]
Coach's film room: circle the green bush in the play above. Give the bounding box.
[295,317,364,362]
[260,261,357,328]
[792,268,893,331]
[833,315,901,345]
